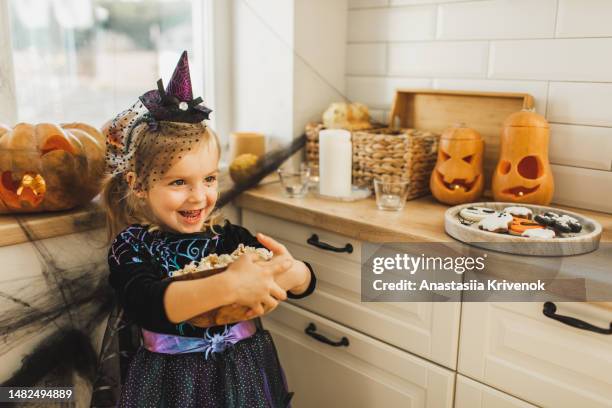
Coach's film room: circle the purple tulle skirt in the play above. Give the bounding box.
[118,329,293,408]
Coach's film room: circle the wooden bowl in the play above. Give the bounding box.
[445,202,602,256]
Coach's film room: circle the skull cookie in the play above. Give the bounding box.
[459,206,499,224]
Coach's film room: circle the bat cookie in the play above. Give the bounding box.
[534,212,582,233]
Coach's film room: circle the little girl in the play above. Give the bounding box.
[102,52,315,407]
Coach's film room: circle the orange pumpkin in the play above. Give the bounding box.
[0,122,105,213]
[492,110,554,205]
[430,124,484,205]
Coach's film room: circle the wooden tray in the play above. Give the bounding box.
[445,202,602,256]
[390,89,534,190]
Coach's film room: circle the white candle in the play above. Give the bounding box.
[319,129,352,197]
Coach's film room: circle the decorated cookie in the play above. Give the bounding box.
[521,228,556,239]
[534,212,582,233]
[478,212,513,233]
[503,206,533,219]
[509,217,544,236]
[459,206,498,224]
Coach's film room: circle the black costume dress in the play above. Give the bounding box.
[108,221,316,407]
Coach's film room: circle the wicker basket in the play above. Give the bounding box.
[305,123,439,200]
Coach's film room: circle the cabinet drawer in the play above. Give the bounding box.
[459,302,612,408]
[455,375,537,408]
[243,209,461,369]
[263,302,455,408]
[242,209,361,263]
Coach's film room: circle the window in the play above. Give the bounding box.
[5,0,206,128]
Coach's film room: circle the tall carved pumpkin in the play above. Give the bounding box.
[430,124,484,205]
[492,110,554,205]
[0,122,105,213]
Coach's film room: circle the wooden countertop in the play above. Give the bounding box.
[235,181,612,244]
[0,199,105,247]
[1,179,610,248]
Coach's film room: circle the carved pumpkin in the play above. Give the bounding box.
[492,110,554,205]
[430,124,484,205]
[0,122,105,213]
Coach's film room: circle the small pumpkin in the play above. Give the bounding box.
[430,124,484,205]
[492,110,554,205]
[322,102,373,131]
[0,122,105,213]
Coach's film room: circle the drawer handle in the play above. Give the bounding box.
[304,323,349,347]
[543,302,612,335]
[306,234,353,254]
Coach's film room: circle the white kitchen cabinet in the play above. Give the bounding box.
[243,209,461,369]
[263,302,455,408]
[459,302,612,408]
[455,375,538,408]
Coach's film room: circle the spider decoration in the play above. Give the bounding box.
[202,326,240,360]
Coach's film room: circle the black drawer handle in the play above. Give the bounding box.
[542,302,612,335]
[306,234,353,254]
[304,323,349,347]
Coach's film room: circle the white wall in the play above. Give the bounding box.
[346,0,612,213]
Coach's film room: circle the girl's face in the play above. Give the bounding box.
[145,140,219,234]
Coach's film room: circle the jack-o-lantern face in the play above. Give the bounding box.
[492,110,554,205]
[0,122,105,213]
[430,126,484,205]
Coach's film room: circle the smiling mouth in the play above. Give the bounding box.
[438,171,479,193]
[502,185,540,197]
[178,208,204,223]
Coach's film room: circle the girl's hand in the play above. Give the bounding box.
[225,252,289,316]
[256,233,311,296]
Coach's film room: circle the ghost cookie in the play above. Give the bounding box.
[534,212,582,233]
[521,228,556,239]
[459,206,499,224]
[503,206,533,219]
[478,212,513,233]
[509,217,544,236]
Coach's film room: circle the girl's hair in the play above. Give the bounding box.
[101,121,222,242]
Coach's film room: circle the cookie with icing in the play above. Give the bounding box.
[503,206,533,219]
[478,212,513,233]
[509,217,544,236]
[534,212,582,233]
[459,206,498,224]
[521,228,556,239]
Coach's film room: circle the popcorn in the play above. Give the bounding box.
[170,244,273,277]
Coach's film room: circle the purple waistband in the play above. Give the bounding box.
[142,320,257,359]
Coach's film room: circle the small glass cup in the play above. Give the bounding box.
[374,179,409,211]
[300,162,319,190]
[278,166,310,198]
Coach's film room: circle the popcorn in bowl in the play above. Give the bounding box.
[170,244,273,278]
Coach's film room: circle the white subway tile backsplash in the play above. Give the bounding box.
[550,124,612,171]
[346,44,387,75]
[552,165,612,213]
[348,9,388,42]
[548,82,612,127]
[490,38,612,82]
[344,0,612,213]
[389,41,488,77]
[437,0,556,40]
[349,0,389,9]
[557,0,612,38]
[346,76,432,108]
[348,6,436,42]
[432,78,548,114]
[387,5,437,41]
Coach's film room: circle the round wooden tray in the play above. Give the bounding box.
[445,202,602,256]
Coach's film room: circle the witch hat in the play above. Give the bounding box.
[139,51,212,123]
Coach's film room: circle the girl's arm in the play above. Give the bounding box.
[164,253,290,323]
